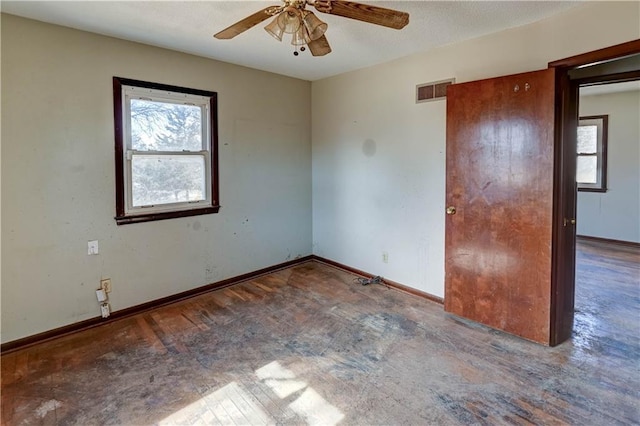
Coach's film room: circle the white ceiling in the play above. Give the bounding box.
[1,1,581,81]
[580,81,640,97]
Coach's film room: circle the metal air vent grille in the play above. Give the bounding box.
[416,79,455,103]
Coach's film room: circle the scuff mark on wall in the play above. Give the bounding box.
[362,139,376,157]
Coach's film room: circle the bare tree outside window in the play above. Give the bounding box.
[130,101,205,206]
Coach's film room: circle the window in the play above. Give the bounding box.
[577,115,608,192]
[113,77,219,224]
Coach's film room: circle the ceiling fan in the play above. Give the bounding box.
[214,0,409,56]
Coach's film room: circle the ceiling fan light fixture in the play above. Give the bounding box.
[302,11,327,41]
[264,16,285,41]
[277,7,301,34]
[214,0,409,58]
[291,25,311,46]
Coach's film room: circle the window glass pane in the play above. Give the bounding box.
[132,155,205,207]
[577,155,597,184]
[577,125,597,154]
[130,99,202,151]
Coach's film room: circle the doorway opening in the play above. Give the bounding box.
[576,79,640,242]
[574,79,640,347]
[549,42,640,345]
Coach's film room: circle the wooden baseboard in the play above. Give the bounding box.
[577,235,640,248]
[2,254,444,354]
[1,256,314,354]
[311,255,444,305]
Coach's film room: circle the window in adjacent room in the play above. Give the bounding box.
[113,77,219,225]
[577,115,608,192]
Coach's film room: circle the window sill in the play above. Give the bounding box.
[115,205,220,225]
[578,187,607,193]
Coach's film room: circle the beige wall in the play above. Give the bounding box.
[2,2,640,343]
[1,14,312,343]
[578,89,640,243]
[311,2,640,298]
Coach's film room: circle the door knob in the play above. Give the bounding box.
[446,206,457,215]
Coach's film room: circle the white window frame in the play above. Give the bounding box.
[123,86,211,215]
[113,77,219,225]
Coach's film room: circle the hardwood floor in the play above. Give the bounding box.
[2,239,639,425]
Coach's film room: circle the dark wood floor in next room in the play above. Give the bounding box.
[2,239,639,425]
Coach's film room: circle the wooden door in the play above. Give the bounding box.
[445,69,556,344]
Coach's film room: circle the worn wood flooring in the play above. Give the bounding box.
[2,239,639,425]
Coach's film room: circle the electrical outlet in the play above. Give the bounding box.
[100,278,112,293]
[100,303,110,318]
[382,252,389,263]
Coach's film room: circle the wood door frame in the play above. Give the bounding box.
[548,39,640,346]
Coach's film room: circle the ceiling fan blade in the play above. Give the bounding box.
[214,6,276,40]
[308,35,332,56]
[314,0,409,30]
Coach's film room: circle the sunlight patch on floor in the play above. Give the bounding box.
[159,360,343,425]
[159,381,272,425]
[257,361,344,425]
[289,387,345,426]
[255,360,307,399]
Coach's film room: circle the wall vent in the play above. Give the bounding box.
[416,78,455,103]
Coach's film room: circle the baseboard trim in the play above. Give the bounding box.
[577,235,640,248]
[1,255,314,354]
[311,255,444,305]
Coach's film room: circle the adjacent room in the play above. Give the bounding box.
[2,1,639,424]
